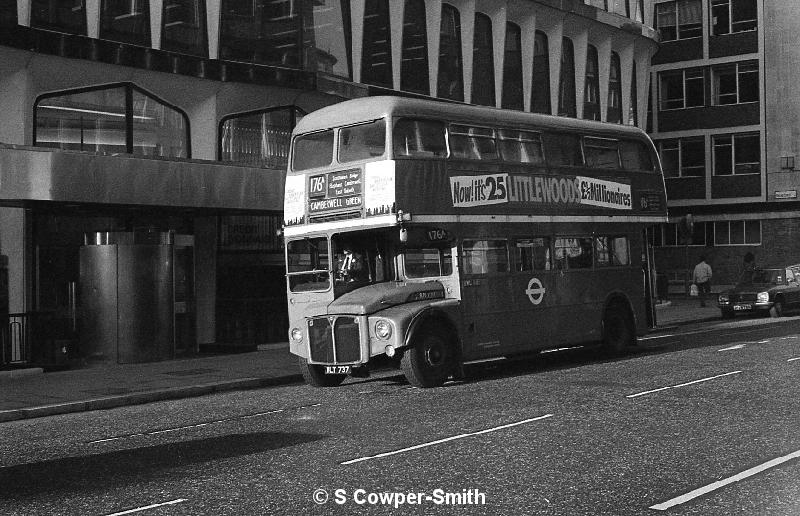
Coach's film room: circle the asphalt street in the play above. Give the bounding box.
[0,316,798,516]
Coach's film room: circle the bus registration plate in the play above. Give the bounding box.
[325,365,351,374]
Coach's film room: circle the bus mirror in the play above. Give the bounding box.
[400,227,408,243]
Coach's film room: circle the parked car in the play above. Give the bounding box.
[718,267,800,318]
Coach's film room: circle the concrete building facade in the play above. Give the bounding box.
[649,0,800,291]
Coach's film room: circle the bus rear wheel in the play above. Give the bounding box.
[298,357,347,387]
[401,328,454,388]
[602,302,635,355]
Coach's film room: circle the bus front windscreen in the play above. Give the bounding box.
[287,237,330,292]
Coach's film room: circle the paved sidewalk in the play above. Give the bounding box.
[0,345,301,423]
[1,298,724,424]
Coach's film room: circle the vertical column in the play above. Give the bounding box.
[485,3,507,108]
[151,0,164,49]
[0,66,31,145]
[187,95,218,161]
[546,24,563,117]
[351,0,366,84]
[520,11,537,112]
[426,0,443,98]
[207,0,221,59]
[86,0,100,38]
[634,45,652,129]
[617,41,635,126]
[389,0,405,91]
[572,28,588,119]
[17,0,30,25]
[597,35,612,122]
[455,0,476,103]
[193,217,217,346]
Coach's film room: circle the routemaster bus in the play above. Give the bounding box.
[283,96,667,388]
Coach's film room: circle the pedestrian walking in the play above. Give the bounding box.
[693,255,713,307]
[740,252,755,283]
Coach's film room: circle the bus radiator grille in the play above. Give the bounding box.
[307,316,361,363]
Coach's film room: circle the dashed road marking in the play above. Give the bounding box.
[626,371,742,398]
[105,498,187,515]
[341,414,554,465]
[650,450,800,511]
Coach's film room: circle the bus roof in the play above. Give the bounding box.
[293,96,651,141]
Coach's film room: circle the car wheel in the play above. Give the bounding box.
[770,299,784,318]
[401,327,455,388]
[298,357,347,387]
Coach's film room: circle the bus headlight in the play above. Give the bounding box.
[757,292,770,303]
[290,328,303,342]
[375,320,392,340]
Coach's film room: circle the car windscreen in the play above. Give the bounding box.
[750,269,783,285]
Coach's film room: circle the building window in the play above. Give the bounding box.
[713,132,760,175]
[607,52,622,123]
[531,31,551,114]
[502,22,523,111]
[712,61,758,105]
[100,0,151,46]
[711,0,757,35]
[714,220,760,245]
[437,4,463,101]
[658,137,705,177]
[219,0,301,68]
[558,37,576,117]
[652,221,714,246]
[220,106,303,169]
[31,0,87,35]
[584,45,600,121]
[472,13,495,107]
[655,0,702,41]
[361,0,392,88]
[34,83,190,158]
[400,0,429,94]
[161,0,207,57]
[659,68,705,110]
[303,0,351,78]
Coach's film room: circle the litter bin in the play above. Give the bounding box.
[656,273,669,301]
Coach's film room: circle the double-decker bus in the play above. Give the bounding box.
[283,96,667,388]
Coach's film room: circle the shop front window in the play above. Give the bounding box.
[35,83,189,158]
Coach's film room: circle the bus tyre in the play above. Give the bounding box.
[298,357,347,387]
[602,302,635,355]
[401,328,454,388]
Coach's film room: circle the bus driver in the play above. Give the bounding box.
[336,246,366,282]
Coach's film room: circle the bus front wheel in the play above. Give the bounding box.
[401,328,454,388]
[602,302,635,355]
[298,357,347,387]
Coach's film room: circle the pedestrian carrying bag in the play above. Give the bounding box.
[689,283,699,297]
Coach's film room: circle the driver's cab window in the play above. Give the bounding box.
[332,233,393,288]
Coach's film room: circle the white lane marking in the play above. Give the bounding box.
[788,357,800,362]
[87,408,286,444]
[780,336,799,340]
[639,333,676,341]
[642,326,768,342]
[341,414,554,465]
[626,371,742,399]
[718,344,746,351]
[105,498,187,515]
[650,450,800,511]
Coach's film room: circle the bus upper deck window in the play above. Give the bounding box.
[620,139,654,172]
[449,125,497,160]
[293,130,334,171]
[498,129,544,164]
[542,132,582,166]
[339,120,386,163]
[393,118,447,158]
[584,137,621,169]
